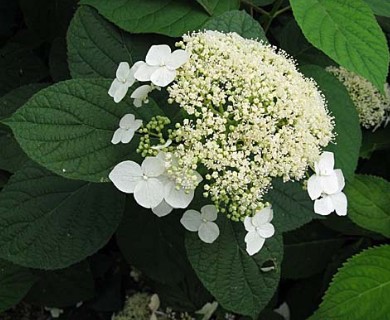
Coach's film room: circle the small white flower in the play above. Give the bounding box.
[111,114,142,144]
[314,190,348,216]
[148,294,160,320]
[307,151,344,200]
[181,205,220,243]
[44,307,64,318]
[151,139,172,150]
[196,301,219,320]
[109,157,166,208]
[134,44,189,87]
[152,199,173,217]
[244,206,275,256]
[108,61,142,103]
[131,84,155,107]
[274,302,290,320]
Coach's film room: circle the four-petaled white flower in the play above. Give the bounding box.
[181,205,220,243]
[148,294,160,320]
[111,114,142,144]
[131,84,155,108]
[244,206,275,256]
[109,157,165,208]
[307,151,347,216]
[134,44,189,87]
[108,61,142,103]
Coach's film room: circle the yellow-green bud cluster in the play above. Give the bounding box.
[168,31,334,221]
[137,116,171,157]
[326,66,390,129]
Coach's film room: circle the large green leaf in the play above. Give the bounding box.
[0,130,28,172]
[290,0,389,93]
[26,261,95,307]
[282,222,346,279]
[186,216,282,318]
[0,259,37,313]
[301,65,362,181]
[67,6,162,79]
[360,126,390,159]
[311,245,390,320]
[79,0,239,37]
[117,198,191,284]
[203,10,267,41]
[264,179,315,233]
[4,79,162,182]
[364,0,390,18]
[0,162,125,269]
[345,175,390,238]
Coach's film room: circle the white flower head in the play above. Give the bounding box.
[134,44,189,87]
[108,61,143,103]
[181,205,220,243]
[131,84,157,108]
[196,301,219,320]
[244,206,275,256]
[111,114,142,144]
[109,157,166,208]
[307,151,345,200]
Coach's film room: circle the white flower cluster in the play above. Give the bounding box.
[326,66,390,130]
[168,31,334,221]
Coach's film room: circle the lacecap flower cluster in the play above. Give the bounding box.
[108,30,344,256]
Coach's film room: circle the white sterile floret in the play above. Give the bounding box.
[109,61,142,103]
[195,301,219,320]
[307,151,344,200]
[168,31,334,221]
[243,206,275,256]
[151,199,173,217]
[111,114,143,144]
[134,44,189,87]
[148,294,160,320]
[44,307,64,318]
[109,157,166,208]
[274,302,291,320]
[131,84,157,108]
[181,205,220,243]
[314,189,347,216]
[326,66,390,129]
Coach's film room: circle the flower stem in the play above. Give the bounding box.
[240,0,270,16]
[263,0,284,33]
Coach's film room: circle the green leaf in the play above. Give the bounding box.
[282,222,346,279]
[0,83,49,120]
[360,126,390,159]
[117,198,191,284]
[79,0,240,37]
[311,245,390,320]
[186,216,282,318]
[203,10,267,41]
[4,79,162,182]
[195,0,214,15]
[290,0,389,93]
[264,179,316,233]
[363,0,390,18]
[345,174,390,238]
[0,259,37,313]
[0,162,125,269]
[67,6,164,79]
[0,43,48,96]
[301,65,362,181]
[26,261,95,307]
[0,130,28,172]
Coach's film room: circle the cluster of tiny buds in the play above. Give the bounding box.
[136,116,171,157]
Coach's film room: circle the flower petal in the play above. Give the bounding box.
[134,178,164,208]
[150,67,176,87]
[307,174,322,200]
[111,128,123,144]
[142,157,165,177]
[314,196,334,215]
[244,231,265,256]
[145,44,172,66]
[164,183,194,208]
[120,130,135,144]
[256,223,275,238]
[134,63,160,82]
[243,216,255,232]
[113,83,129,103]
[116,62,130,82]
[252,206,273,226]
[181,210,202,231]
[334,169,345,192]
[315,151,334,175]
[108,79,121,98]
[133,98,142,108]
[131,84,153,99]
[320,173,340,195]
[330,192,348,216]
[198,221,220,243]
[109,161,143,193]
[119,114,135,128]
[165,49,189,70]
[152,200,173,217]
[200,205,218,221]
